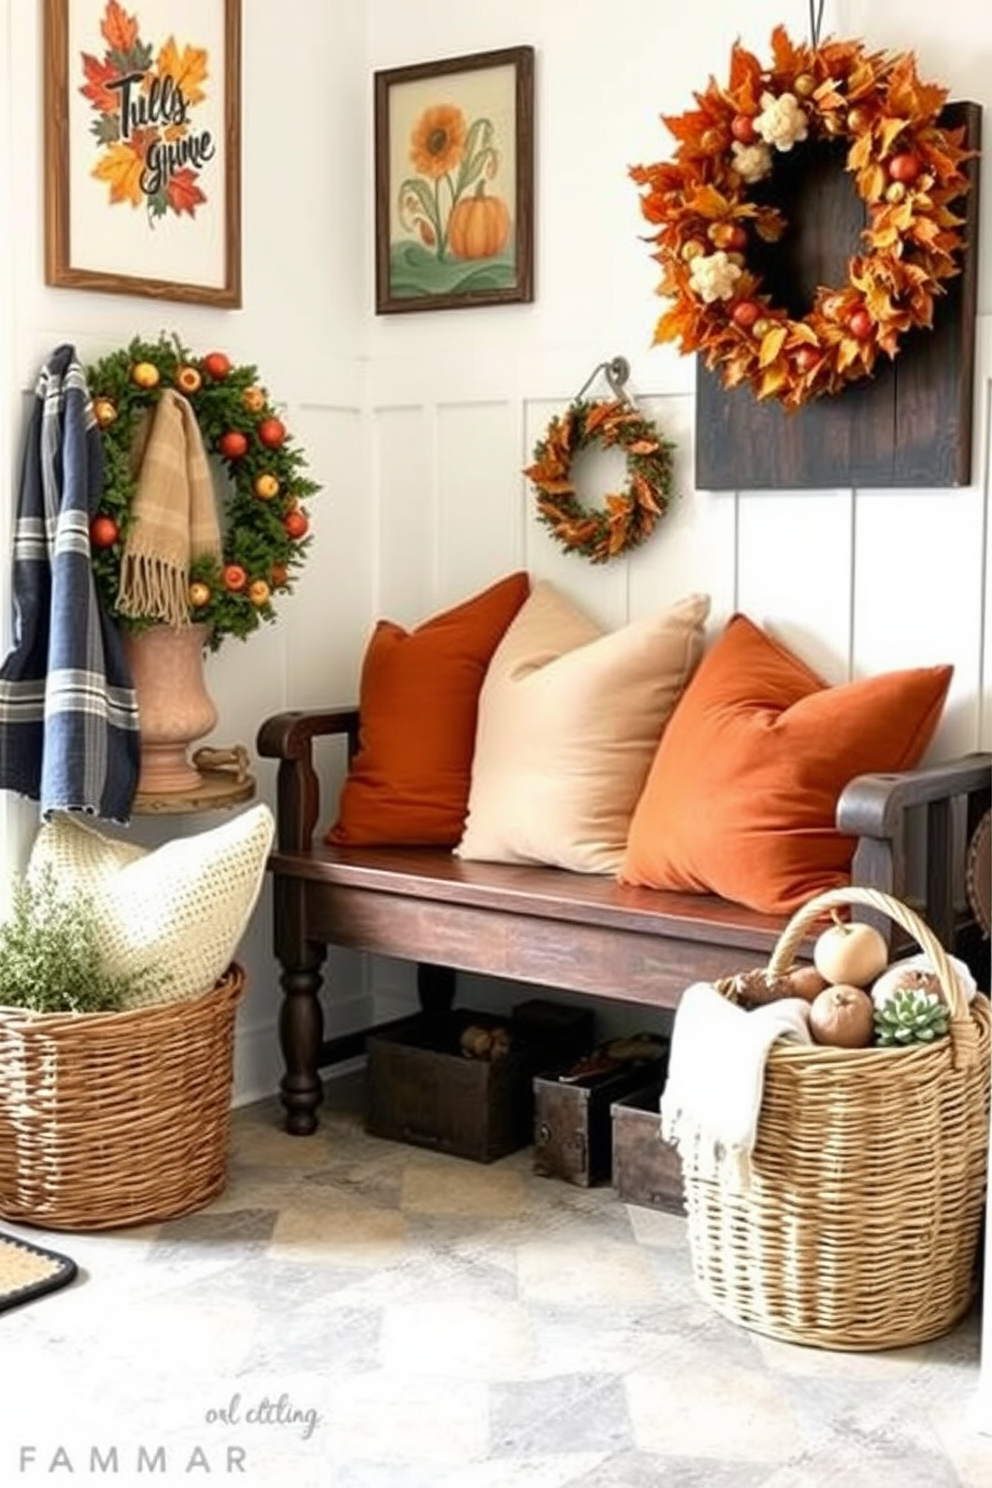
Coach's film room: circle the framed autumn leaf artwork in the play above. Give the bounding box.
[374,46,535,314]
[43,0,241,307]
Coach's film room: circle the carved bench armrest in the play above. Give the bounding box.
[256,707,360,850]
[838,752,992,944]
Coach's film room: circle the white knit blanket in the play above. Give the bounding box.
[660,981,813,1191]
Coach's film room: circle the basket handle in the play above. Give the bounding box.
[767,886,979,1071]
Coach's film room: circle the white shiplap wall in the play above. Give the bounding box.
[1,0,988,1114]
[2,2,991,1402]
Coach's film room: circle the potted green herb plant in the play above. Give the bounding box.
[0,866,167,1015]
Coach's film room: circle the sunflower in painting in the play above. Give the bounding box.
[409,105,468,179]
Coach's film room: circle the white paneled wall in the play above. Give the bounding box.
[2,0,991,1421]
[0,0,370,1093]
[1,0,989,1164]
[367,348,991,756]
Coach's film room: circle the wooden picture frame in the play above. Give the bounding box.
[43,0,242,307]
[374,45,534,314]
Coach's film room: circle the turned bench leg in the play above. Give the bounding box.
[278,955,326,1135]
[417,962,457,1016]
[277,958,455,1135]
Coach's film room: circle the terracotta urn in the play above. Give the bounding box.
[123,623,218,795]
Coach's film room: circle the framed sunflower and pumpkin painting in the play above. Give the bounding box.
[374,46,535,314]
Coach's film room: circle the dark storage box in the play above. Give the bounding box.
[365,1003,592,1163]
[533,1058,667,1187]
[513,999,595,1050]
[611,1084,685,1214]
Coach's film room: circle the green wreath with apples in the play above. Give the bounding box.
[87,334,320,650]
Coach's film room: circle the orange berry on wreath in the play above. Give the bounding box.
[176,365,202,394]
[888,153,921,183]
[848,309,874,341]
[222,564,248,591]
[219,431,248,459]
[89,515,119,548]
[203,351,232,380]
[131,361,160,389]
[731,300,761,329]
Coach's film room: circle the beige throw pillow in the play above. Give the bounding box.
[27,804,274,1007]
[455,583,710,873]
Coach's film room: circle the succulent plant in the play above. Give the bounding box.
[873,985,951,1046]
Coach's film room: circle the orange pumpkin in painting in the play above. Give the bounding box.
[448,185,510,260]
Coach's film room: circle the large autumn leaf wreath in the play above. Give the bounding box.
[87,335,319,650]
[630,26,974,409]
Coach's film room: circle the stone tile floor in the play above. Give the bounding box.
[0,1074,988,1487]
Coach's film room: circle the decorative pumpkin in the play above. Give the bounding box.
[448,186,511,260]
[726,964,827,1009]
[808,984,875,1049]
[871,952,977,1008]
[870,964,942,1009]
[459,1023,511,1061]
[812,913,888,988]
[784,966,829,1003]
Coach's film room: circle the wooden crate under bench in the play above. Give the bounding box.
[611,1083,685,1214]
[365,1001,593,1164]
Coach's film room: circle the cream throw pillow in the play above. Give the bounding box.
[455,583,710,873]
[27,804,274,1007]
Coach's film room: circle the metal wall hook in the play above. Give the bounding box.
[604,355,631,400]
[575,354,634,406]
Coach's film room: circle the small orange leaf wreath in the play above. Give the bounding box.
[524,399,675,564]
[629,25,975,409]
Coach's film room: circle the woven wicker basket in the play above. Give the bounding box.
[0,964,244,1231]
[681,887,991,1351]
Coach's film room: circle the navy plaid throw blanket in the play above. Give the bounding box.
[0,345,140,822]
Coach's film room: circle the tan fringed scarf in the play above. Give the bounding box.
[116,388,221,628]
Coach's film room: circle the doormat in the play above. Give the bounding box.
[0,1231,77,1315]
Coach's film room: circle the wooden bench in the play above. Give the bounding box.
[257,705,992,1135]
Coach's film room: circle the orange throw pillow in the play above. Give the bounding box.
[328,572,530,846]
[619,614,953,915]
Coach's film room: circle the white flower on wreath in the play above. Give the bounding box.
[731,139,773,183]
[688,249,742,303]
[753,90,808,151]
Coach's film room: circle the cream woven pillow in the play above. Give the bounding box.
[455,583,710,873]
[27,804,274,1007]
